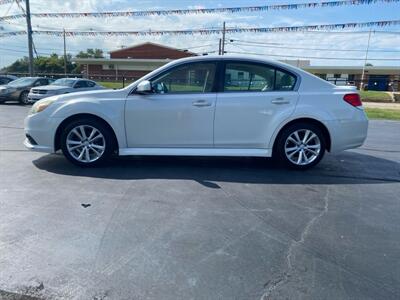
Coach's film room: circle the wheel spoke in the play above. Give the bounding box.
[285,146,298,153]
[302,130,310,143]
[293,131,302,144]
[89,134,102,142]
[288,148,300,158]
[67,139,81,145]
[79,126,87,140]
[88,128,97,141]
[305,133,317,144]
[287,136,299,145]
[77,147,85,160]
[84,147,90,162]
[69,144,84,151]
[72,128,83,141]
[297,150,303,164]
[91,144,104,150]
[90,146,101,157]
[305,148,318,156]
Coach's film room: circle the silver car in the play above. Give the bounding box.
[28,78,105,103]
[0,77,54,104]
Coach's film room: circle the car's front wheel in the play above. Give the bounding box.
[60,118,114,167]
[19,91,29,105]
[275,123,326,170]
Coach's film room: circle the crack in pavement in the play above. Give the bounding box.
[261,187,331,300]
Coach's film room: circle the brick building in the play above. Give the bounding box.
[74,42,196,82]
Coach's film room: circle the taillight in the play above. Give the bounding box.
[343,93,362,107]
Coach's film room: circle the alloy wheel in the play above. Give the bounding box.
[284,129,321,166]
[66,125,105,163]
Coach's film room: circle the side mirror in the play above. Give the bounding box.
[136,80,152,94]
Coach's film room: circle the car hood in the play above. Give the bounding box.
[50,88,125,103]
[32,85,71,91]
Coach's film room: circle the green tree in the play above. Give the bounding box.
[2,53,78,74]
[76,48,104,59]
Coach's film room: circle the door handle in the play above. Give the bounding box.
[192,100,212,107]
[271,97,290,104]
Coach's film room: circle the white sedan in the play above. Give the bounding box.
[28,78,104,103]
[24,55,368,169]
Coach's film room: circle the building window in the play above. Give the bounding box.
[315,73,327,80]
[334,74,341,78]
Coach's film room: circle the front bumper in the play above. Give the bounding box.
[24,138,53,153]
[24,112,63,154]
[28,93,50,103]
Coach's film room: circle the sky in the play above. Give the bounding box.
[0,0,400,69]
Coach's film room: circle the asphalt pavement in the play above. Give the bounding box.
[0,104,399,300]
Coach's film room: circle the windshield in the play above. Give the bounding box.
[51,78,76,87]
[8,77,37,87]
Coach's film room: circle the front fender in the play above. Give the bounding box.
[50,98,127,148]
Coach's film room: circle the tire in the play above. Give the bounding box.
[60,118,115,167]
[19,91,29,105]
[275,122,326,170]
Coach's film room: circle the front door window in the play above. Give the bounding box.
[151,63,216,94]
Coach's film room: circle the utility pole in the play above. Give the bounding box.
[63,28,67,76]
[360,29,372,91]
[221,22,226,55]
[218,38,222,55]
[25,0,34,76]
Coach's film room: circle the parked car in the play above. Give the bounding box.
[0,74,18,85]
[0,77,54,104]
[24,55,368,169]
[28,78,105,103]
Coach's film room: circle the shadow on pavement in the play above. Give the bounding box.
[32,150,400,185]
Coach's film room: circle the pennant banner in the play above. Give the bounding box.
[1,0,400,21]
[1,20,400,38]
[0,0,21,5]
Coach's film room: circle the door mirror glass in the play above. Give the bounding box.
[136,80,152,93]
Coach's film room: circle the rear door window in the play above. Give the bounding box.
[223,62,297,92]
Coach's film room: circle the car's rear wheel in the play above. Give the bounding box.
[60,118,114,167]
[19,91,29,105]
[275,123,326,169]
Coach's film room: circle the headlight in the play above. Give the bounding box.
[29,98,57,114]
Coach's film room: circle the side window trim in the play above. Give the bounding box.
[220,60,298,93]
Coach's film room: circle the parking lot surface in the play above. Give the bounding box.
[0,104,399,300]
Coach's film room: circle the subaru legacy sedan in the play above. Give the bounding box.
[28,78,104,103]
[24,55,368,169]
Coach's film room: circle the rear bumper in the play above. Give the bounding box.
[327,109,368,153]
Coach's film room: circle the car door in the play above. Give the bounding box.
[125,61,217,148]
[214,61,299,148]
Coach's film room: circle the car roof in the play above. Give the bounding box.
[171,54,295,68]
[0,74,18,79]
